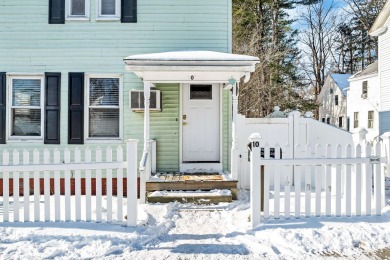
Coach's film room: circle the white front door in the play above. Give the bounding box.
[182,84,220,162]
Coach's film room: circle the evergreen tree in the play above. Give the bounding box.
[233,0,315,118]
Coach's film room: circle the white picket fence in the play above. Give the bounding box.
[248,133,387,228]
[0,140,138,226]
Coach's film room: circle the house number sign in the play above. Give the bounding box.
[252,141,259,147]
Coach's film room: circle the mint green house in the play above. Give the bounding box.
[0,0,258,192]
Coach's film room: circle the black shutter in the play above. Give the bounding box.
[121,0,137,23]
[49,0,65,24]
[0,73,6,144]
[68,73,84,144]
[44,73,61,144]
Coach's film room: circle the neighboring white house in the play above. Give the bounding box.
[370,1,390,136]
[347,61,380,142]
[318,73,352,130]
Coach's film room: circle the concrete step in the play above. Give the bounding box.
[146,189,232,204]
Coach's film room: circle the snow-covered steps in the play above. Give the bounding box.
[146,189,232,204]
[145,173,238,203]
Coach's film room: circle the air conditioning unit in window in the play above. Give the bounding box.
[361,93,367,99]
[130,90,162,112]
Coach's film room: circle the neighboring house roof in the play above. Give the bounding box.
[370,1,390,36]
[330,73,352,95]
[349,61,378,80]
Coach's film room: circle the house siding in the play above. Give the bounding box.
[379,26,390,111]
[318,75,347,130]
[0,0,232,172]
[380,111,390,136]
[347,74,380,142]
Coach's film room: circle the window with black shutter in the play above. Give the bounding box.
[121,0,137,23]
[49,0,65,24]
[45,73,61,144]
[0,73,6,144]
[68,73,84,144]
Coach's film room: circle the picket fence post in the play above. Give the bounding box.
[3,150,9,222]
[126,139,138,227]
[249,133,261,228]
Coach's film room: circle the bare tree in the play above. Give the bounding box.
[299,0,337,118]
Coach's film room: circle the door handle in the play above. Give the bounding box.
[183,122,187,126]
[183,115,187,120]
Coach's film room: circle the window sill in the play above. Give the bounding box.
[96,17,120,22]
[7,138,43,143]
[85,138,123,144]
[66,17,90,21]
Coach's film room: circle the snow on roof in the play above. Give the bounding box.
[331,73,352,95]
[125,51,259,62]
[349,61,378,80]
[370,1,390,35]
[124,51,260,67]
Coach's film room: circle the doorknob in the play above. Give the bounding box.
[183,115,187,120]
[183,122,187,126]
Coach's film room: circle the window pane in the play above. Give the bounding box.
[71,0,86,15]
[13,79,41,106]
[89,108,119,137]
[190,85,212,99]
[101,0,116,15]
[89,78,119,106]
[12,109,41,136]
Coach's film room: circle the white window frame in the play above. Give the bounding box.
[84,74,123,143]
[7,74,45,142]
[65,0,90,21]
[96,0,121,20]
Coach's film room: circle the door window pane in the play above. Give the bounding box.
[190,85,212,100]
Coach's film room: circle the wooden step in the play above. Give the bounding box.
[146,180,238,191]
[146,190,232,204]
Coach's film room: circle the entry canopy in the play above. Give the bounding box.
[124,51,260,84]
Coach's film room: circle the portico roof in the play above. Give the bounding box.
[124,51,259,83]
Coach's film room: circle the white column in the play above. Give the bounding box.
[143,82,151,154]
[139,81,152,204]
[231,82,239,181]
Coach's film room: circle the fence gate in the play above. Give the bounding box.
[248,133,387,228]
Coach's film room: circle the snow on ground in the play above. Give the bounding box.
[1,191,390,259]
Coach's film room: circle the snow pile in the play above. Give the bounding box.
[1,191,390,259]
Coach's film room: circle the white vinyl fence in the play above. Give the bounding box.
[249,133,387,228]
[0,140,138,226]
[236,111,355,189]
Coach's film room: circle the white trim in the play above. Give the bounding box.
[6,74,45,142]
[96,0,121,20]
[65,0,90,21]
[227,0,232,53]
[179,83,223,172]
[84,73,123,143]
